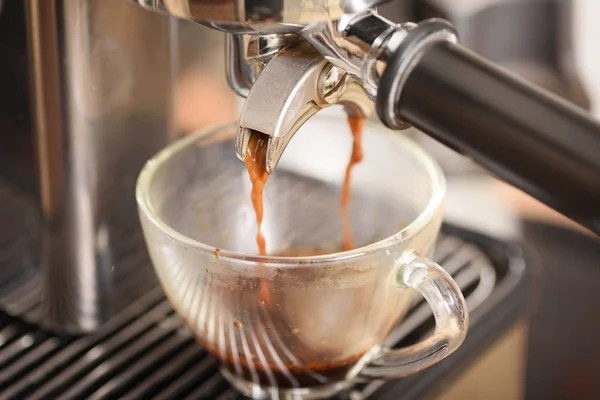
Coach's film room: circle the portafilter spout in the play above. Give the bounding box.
[235,41,373,173]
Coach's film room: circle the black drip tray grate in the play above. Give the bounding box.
[0,227,530,400]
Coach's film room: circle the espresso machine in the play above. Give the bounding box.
[126,0,600,231]
[0,0,598,398]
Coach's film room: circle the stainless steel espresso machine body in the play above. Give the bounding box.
[0,0,178,333]
[0,0,599,336]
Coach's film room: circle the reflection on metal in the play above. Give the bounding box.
[21,0,177,334]
[127,0,390,33]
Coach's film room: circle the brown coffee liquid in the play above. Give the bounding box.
[219,349,364,388]
[341,116,364,251]
[244,131,269,256]
[245,117,365,256]
[243,131,270,303]
[228,120,366,388]
[195,319,366,388]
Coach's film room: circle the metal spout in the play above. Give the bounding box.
[236,41,374,173]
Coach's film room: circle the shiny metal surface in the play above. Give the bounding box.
[129,0,390,33]
[23,0,176,333]
[225,9,416,103]
[235,41,374,172]
[225,33,296,98]
[226,35,256,98]
[222,9,404,104]
[127,0,425,175]
[301,11,397,84]
[232,10,424,171]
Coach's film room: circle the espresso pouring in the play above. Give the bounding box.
[233,115,367,388]
[244,116,365,256]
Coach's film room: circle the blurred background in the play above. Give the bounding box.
[0,0,599,399]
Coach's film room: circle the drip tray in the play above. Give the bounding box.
[0,225,531,400]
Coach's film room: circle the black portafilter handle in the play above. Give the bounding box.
[376,19,600,235]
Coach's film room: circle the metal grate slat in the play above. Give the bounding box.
[0,291,168,398]
[0,337,60,389]
[182,372,232,400]
[0,325,23,347]
[0,333,41,369]
[25,304,175,400]
[121,343,206,399]
[0,231,516,400]
[88,334,193,399]
[154,355,221,399]
[61,314,183,400]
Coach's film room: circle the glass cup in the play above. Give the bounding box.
[136,114,468,399]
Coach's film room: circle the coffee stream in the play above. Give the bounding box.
[243,132,269,256]
[243,132,271,303]
[235,118,366,387]
[341,116,364,251]
[244,116,364,257]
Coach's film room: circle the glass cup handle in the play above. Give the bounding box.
[358,251,469,379]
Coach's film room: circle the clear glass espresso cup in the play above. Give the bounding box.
[136,114,468,399]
